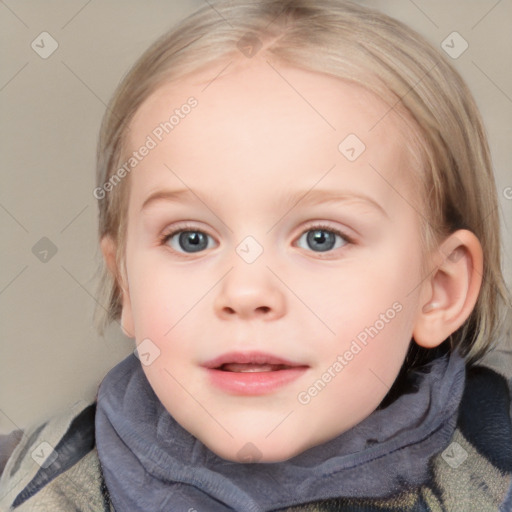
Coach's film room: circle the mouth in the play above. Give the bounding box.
[202,351,308,372]
[216,363,296,373]
[202,351,309,395]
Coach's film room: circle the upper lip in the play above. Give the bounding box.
[202,351,308,369]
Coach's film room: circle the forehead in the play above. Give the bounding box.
[125,57,419,211]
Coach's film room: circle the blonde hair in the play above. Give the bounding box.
[95,0,510,364]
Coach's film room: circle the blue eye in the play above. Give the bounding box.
[163,229,215,253]
[296,226,349,253]
[161,223,351,256]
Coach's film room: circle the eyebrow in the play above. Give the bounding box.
[140,187,388,218]
[141,188,205,212]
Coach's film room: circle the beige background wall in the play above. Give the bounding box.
[1,0,511,434]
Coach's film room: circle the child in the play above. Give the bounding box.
[1,0,511,510]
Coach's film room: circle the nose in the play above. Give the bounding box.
[214,263,286,321]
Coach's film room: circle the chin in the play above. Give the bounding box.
[204,437,311,464]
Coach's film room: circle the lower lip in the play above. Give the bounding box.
[204,367,308,395]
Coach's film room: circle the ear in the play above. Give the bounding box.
[100,235,135,338]
[413,229,483,348]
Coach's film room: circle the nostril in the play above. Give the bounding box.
[220,305,271,316]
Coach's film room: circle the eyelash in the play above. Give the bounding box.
[159,222,208,246]
[159,222,355,257]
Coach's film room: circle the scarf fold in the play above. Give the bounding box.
[95,349,465,512]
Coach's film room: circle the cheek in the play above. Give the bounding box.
[126,255,212,393]
[303,255,419,339]
[295,313,412,443]
[300,241,421,390]
[128,254,201,336]
[313,309,413,418]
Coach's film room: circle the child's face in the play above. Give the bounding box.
[118,58,429,463]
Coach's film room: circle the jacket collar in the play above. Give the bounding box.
[96,349,465,511]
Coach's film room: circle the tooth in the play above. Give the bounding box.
[238,367,273,373]
[221,363,285,372]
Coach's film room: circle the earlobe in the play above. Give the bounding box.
[413,230,483,348]
[100,236,135,338]
[100,236,118,280]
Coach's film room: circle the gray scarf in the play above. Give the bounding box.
[95,349,465,511]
